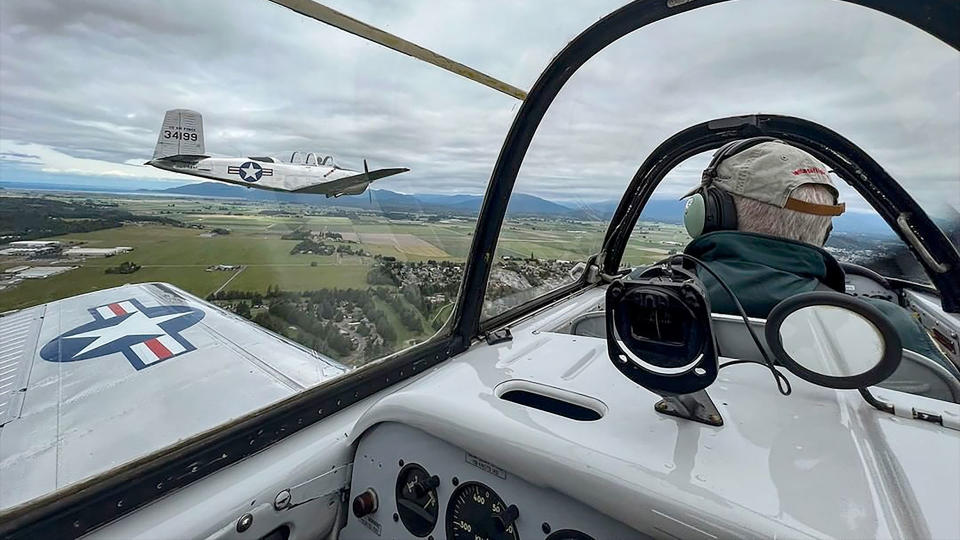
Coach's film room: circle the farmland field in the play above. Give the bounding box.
[0,192,688,313]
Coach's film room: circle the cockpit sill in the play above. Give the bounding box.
[483,279,960,432]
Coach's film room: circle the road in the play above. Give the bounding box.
[211,266,245,296]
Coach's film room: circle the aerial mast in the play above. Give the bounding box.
[268,0,527,101]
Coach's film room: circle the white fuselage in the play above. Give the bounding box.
[149,157,370,197]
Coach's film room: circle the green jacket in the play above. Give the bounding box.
[684,231,958,381]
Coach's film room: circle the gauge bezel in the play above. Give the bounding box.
[545,529,595,540]
[445,480,519,540]
[395,462,439,537]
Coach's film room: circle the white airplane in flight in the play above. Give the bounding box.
[145,109,409,197]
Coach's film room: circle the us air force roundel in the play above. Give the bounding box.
[227,161,273,183]
[40,299,205,370]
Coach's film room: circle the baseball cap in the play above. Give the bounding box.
[682,140,846,216]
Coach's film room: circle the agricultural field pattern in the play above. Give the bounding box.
[0,188,690,365]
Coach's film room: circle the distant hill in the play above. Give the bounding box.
[450,192,574,216]
[566,198,687,223]
[2,179,895,235]
[158,182,575,217]
[0,181,143,194]
[157,183,896,234]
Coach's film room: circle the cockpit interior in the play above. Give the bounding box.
[1,2,957,540]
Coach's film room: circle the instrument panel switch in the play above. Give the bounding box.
[352,488,378,518]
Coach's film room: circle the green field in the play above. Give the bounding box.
[0,223,374,311]
[0,194,688,312]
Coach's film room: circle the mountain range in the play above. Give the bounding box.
[156,182,892,235]
[0,179,894,235]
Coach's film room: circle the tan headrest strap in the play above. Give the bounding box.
[784,197,846,216]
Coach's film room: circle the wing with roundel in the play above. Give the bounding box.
[0,282,346,512]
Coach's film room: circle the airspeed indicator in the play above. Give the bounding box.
[445,481,519,540]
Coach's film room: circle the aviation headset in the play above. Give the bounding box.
[683,137,844,243]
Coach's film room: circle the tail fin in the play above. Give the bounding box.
[152,109,205,160]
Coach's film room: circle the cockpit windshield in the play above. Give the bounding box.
[1,0,578,513]
[482,0,958,320]
[286,152,340,168]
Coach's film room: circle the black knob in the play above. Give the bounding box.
[494,504,519,532]
[352,488,378,518]
[413,475,440,497]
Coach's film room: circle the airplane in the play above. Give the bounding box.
[145,109,410,197]
[1,1,959,540]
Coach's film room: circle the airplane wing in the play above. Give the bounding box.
[293,165,409,196]
[0,283,345,510]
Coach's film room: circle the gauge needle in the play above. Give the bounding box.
[397,499,436,522]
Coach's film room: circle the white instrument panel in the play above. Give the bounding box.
[341,422,642,540]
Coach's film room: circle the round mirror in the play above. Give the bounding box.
[765,292,902,389]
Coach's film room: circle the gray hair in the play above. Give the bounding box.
[732,184,835,246]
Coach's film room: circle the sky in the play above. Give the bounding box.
[0,0,957,215]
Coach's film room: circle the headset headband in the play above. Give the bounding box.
[701,136,779,183]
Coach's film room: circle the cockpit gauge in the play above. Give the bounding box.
[446,481,520,540]
[395,463,440,537]
[545,530,595,540]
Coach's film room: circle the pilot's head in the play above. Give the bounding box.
[683,138,845,246]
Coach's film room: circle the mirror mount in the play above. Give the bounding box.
[606,263,724,426]
[654,390,723,426]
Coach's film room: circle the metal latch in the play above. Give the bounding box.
[288,463,353,506]
[485,327,513,345]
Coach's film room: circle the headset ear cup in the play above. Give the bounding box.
[697,187,738,235]
[684,193,706,238]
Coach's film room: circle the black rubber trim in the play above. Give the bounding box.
[764,291,903,389]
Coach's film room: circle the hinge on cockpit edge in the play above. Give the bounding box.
[286,463,353,507]
[874,388,960,431]
[485,327,513,345]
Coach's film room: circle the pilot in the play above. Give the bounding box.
[680,137,958,385]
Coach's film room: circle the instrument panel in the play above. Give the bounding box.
[340,422,642,540]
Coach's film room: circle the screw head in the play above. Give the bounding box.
[236,513,253,533]
[609,283,624,299]
[274,489,291,510]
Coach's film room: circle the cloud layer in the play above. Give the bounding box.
[1,0,957,215]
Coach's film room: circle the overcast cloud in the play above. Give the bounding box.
[0,0,957,215]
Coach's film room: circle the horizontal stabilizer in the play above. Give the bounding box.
[145,154,206,166]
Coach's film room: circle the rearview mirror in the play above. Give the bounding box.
[765,292,902,389]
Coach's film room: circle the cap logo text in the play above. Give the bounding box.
[792,167,827,176]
